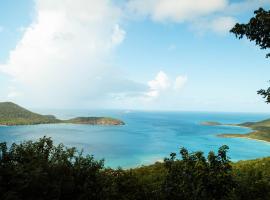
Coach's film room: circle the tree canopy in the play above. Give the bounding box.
[1,137,270,199]
[231,8,270,103]
[230,8,270,58]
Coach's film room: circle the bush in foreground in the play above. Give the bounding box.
[0,137,270,200]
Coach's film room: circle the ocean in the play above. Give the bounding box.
[0,110,270,168]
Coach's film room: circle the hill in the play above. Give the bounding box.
[0,102,60,125]
[209,118,270,142]
[0,102,124,126]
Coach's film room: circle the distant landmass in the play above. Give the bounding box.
[0,102,124,126]
[202,119,270,142]
[201,121,222,126]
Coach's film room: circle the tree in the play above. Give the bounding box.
[231,8,270,103]
[230,8,270,58]
[0,137,106,200]
[162,145,235,200]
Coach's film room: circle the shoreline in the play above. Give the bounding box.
[201,121,270,144]
[218,133,270,144]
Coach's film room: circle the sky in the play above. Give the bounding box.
[0,0,270,112]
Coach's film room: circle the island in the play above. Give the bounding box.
[202,119,270,142]
[0,102,125,126]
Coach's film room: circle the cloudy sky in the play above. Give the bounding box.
[0,0,269,112]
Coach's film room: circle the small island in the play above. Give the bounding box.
[0,102,125,126]
[202,119,270,143]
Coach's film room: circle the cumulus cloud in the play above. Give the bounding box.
[127,0,228,22]
[210,16,236,34]
[127,0,236,34]
[0,0,135,107]
[106,71,188,110]
[146,71,187,99]
[192,16,236,35]
[226,0,270,14]
[174,75,188,90]
[127,0,269,35]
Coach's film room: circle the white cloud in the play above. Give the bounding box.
[146,71,187,99]
[226,0,270,14]
[111,24,126,45]
[127,0,238,35]
[174,75,188,90]
[0,0,133,108]
[210,16,236,34]
[192,16,236,35]
[148,71,170,91]
[127,0,269,35]
[128,0,228,22]
[106,71,188,110]
[7,87,21,99]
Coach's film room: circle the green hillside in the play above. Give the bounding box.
[0,102,124,126]
[217,118,270,142]
[0,102,60,125]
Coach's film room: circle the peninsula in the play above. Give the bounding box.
[0,102,125,126]
[202,119,270,142]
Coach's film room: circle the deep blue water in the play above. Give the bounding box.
[1,110,270,168]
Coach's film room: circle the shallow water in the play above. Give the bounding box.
[0,110,270,168]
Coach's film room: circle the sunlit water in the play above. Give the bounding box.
[1,110,270,168]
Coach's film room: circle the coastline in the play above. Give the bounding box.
[236,136,270,144]
[218,132,270,144]
[0,118,125,127]
[201,121,270,144]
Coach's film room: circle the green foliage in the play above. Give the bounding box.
[230,8,270,58]
[219,118,270,142]
[1,137,270,199]
[258,82,270,104]
[0,102,60,125]
[163,146,234,200]
[233,157,270,200]
[231,8,270,104]
[0,137,105,200]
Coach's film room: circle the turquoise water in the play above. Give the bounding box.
[0,110,270,168]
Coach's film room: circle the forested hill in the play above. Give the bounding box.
[0,102,60,125]
[0,102,124,126]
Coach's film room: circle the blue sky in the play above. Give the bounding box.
[0,0,269,112]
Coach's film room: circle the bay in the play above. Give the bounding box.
[0,110,270,168]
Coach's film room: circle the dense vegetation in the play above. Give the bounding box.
[217,118,270,142]
[0,102,124,126]
[231,8,270,103]
[1,137,270,200]
[0,102,60,125]
[231,8,270,58]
